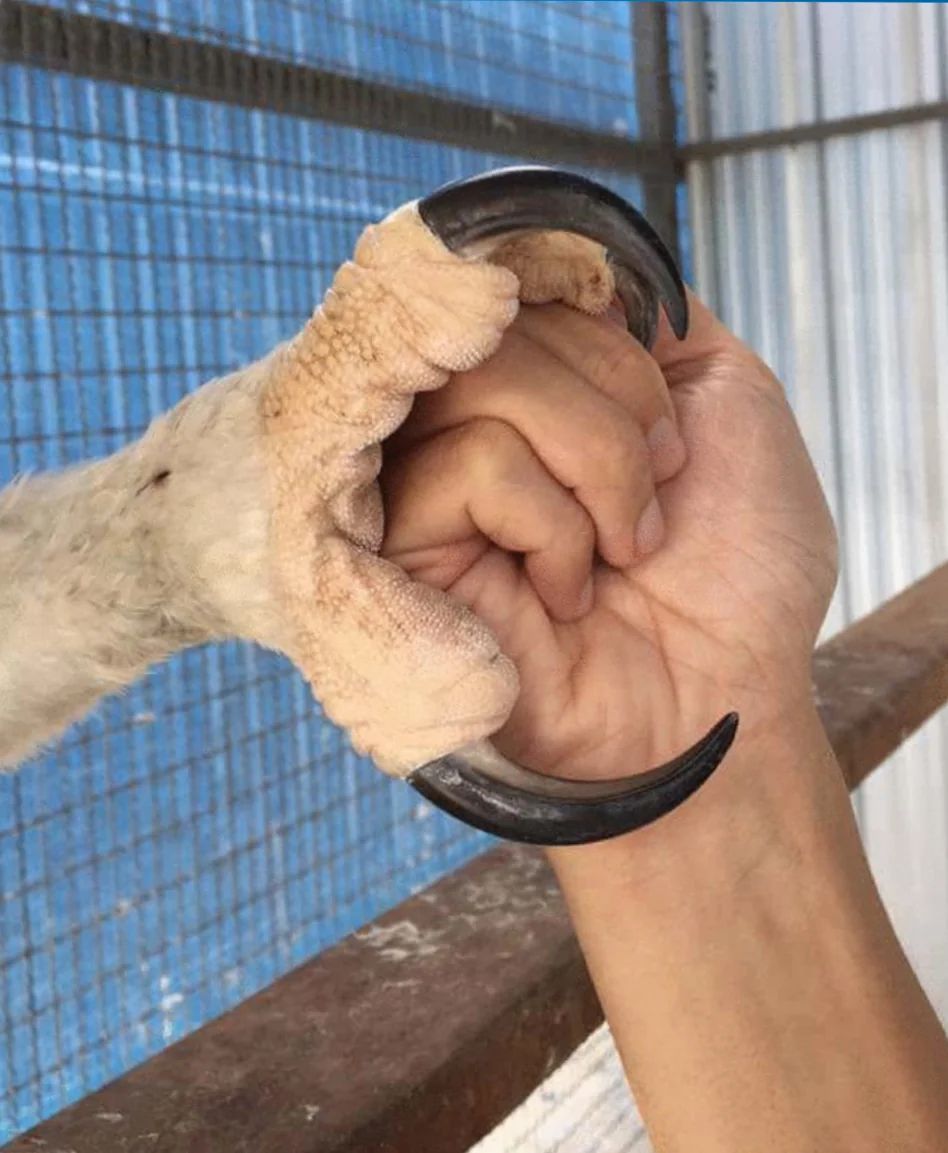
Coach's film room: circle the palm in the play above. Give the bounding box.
[445,350,837,779]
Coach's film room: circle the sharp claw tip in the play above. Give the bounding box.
[408,711,740,846]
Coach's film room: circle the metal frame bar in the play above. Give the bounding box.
[677,99,948,163]
[0,0,668,176]
[4,1,943,186]
[5,563,946,1153]
[632,1,681,260]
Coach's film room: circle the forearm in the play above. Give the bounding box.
[550,703,948,1152]
[0,355,288,768]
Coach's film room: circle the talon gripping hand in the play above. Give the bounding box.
[261,165,738,846]
[0,164,737,822]
[418,166,689,347]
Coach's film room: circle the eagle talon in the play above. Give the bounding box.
[408,166,735,845]
[418,165,688,347]
[409,714,740,846]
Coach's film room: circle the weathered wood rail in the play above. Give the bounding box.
[5,563,947,1153]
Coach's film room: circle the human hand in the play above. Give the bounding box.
[381,291,838,782]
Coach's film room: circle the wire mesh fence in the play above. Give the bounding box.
[0,2,668,1141]
[35,0,641,135]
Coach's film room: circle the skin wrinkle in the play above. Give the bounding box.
[260,206,619,775]
[0,201,619,779]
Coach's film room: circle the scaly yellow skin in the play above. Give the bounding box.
[0,200,615,777]
[261,206,616,774]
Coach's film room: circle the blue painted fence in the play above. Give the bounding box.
[0,2,643,1139]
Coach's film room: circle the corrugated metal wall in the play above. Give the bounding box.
[681,0,948,1020]
[477,6,947,1151]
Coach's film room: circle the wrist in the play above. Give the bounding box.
[551,693,948,1153]
[548,691,856,914]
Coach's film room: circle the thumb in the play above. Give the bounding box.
[651,288,757,380]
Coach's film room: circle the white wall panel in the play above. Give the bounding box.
[477,9,947,1150]
[682,0,948,1020]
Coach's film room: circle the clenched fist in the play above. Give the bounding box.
[381,292,838,785]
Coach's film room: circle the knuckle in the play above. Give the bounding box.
[459,417,524,477]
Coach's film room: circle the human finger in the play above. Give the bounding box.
[382,418,597,622]
[514,303,687,483]
[391,328,662,567]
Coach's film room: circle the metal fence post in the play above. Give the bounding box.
[632,1,681,262]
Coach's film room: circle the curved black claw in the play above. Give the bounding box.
[412,166,728,846]
[408,714,739,846]
[417,165,688,347]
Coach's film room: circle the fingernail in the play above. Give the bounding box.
[635,496,664,557]
[578,575,595,615]
[605,296,627,328]
[646,416,686,479]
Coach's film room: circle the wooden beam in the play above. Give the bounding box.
[814,563,948,790]
[5,564,947,1153]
